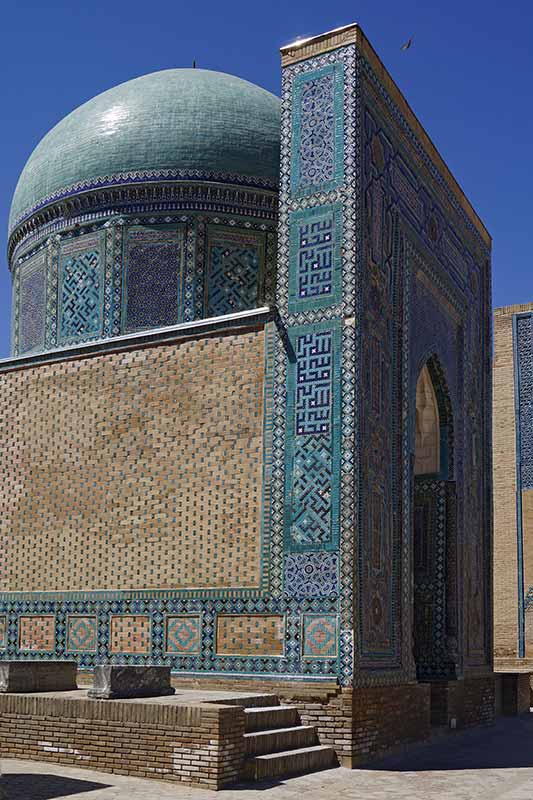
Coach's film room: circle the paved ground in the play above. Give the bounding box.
[4,713,533,799]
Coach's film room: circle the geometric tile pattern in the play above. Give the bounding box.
[19,615,55,652]
[59,236,103,343]
[516,314,533,489]
[19,254,46,354]
[288,204,342,313]
[302,614,338,658]
[0,615,6,649]
[284,323,341,551]
[216,615,284,656]
[165,615,201,655]
[110,615,151,655]
[291,64,344,196]
[295,330,333,435]
[123,226,183,333]
[206,229,263,317]
[290,435,332,545]
[67,615,97,653]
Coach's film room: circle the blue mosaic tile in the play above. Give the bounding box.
[206,229,262,317]
[284,322,341,552]
[19,254,46,354]
[284,553,338,598]
[58,235,104,344]
[123,226,183,333]
[290,64,344,196]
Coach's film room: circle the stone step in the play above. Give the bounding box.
[213,694,280,709]
[245,724,318,756]
[244,744,337,781]
[244,705,300,732]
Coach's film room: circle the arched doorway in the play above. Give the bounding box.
[413,357,457,685]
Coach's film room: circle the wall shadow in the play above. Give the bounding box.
[0,772,110,799]
[362,715,533,772]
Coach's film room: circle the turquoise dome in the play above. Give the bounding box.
[9,69,280,232]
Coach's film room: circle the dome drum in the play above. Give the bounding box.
[8,69,281,357]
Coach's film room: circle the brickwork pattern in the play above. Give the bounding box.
[0,694,245,790]
[109,616,151,655]
[19,616,55,652]
[0,330,265,594]
[430,677,495,727]
[216,615,284,657]
[351,683,431,764]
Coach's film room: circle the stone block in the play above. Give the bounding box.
[88,665,176,699]
[0,660,78,693]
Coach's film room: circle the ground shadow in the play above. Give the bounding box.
[363,714,533,772]
[0,772,110,799]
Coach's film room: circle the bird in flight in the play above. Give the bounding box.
[401,37,414,51]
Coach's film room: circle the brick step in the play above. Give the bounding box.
[244,705,300,732]
[245,724,317,756]
[244,744,338,781]
[211,694,280,709]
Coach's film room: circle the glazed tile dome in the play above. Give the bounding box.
[9,68,281,233]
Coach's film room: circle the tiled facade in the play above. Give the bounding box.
[1,23,494,763]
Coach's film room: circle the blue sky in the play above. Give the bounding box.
[0,0,530,357]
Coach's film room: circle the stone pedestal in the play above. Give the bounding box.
[0,660,78,693]
[88,665,175,699]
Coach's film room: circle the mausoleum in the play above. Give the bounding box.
[0,23,494,776]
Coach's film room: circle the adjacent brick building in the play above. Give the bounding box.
[493,303,533,709]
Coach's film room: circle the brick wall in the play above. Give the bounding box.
[0,694,245,790]
[431,676,495,727]
[351,683,430,765]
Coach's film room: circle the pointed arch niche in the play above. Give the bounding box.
[413,355,458,691]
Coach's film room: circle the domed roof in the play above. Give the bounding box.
[9,69,280,233]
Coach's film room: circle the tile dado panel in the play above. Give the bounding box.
[0,329,266,593]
